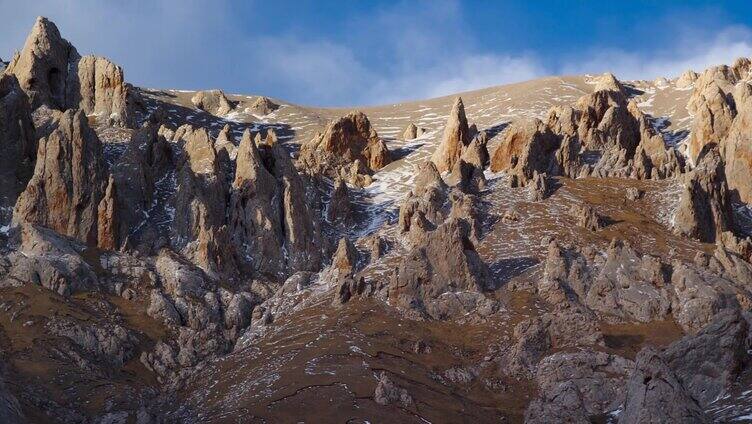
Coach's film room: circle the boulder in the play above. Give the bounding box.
[0,74,37,222]
[402,122,423,140]
[570,204,605,231]
[431,97,471,172]
[374,372,413,408]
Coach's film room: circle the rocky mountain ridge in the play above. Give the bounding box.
[1,16,752,423]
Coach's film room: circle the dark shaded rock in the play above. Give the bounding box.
[0,74,37,222]
[663,308,750,407]
[620,347,709,424]
[673,148,733,243]
[389,218,490,319]
[13,109,105,246]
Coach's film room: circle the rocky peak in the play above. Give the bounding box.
[674,147,734,243]
[298,110,391,185]
[431,97,471,172]
[191,90,234,116]
[13,109,105,246]
[592,72,626,95]
[249,96,279,115]
[0,74,37,221]
[5,16,137,126]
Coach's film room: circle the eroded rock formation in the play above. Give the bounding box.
[299,111,391,186]
[5,17,138,126]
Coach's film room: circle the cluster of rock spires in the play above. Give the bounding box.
[490,72,684,186]
[299,110,392,187]
[2,14,752,424]
[4,17,140,127]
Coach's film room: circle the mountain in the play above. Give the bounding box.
[1,16,752,423]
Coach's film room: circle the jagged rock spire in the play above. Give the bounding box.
[432,97,471,172]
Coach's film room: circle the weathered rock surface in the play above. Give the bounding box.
[724,81,752,204]
[432,97,471,172]
[490,118,561,184]
[13,109,105,246]
[4,224,97,296]
[326,178,352,225]
[191,90,234,116]
[402,122,425,140]
[620,347,709,424]
[663,308,750,407]
[389,218,491,319]
[299,111,391,185]
[374,372,413,408]
[229,130,324,278]
[569,204,604,231]
[0,74,37,221]
[248,96,279,115]
[542,240,676,324]
[525,350,632,422]
[5,17,137,126]
[673,148,733,243]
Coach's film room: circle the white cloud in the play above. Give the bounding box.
[559,25,752,80]
[2,1,752,106]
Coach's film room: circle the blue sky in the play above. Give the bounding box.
[2,0,752,106]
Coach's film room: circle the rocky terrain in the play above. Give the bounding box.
[1,16,752,424]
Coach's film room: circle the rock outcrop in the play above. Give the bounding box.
[663,309,750,407]
[432,97,472,172]
[620,347,709,424]
[5,17,137,126]
[229,130,324,278]
[673,148,733,243]
[0,74,37,222]
[490,118,563,185]
[13,109,105,246]
[724,81,752,204]
[491,72,683,183]
[525,351,632,422]
[191,90,234,116]
[389,217,491,319]
[402,122,425,140]
[299,111,391,186]
[248,96,279,115]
